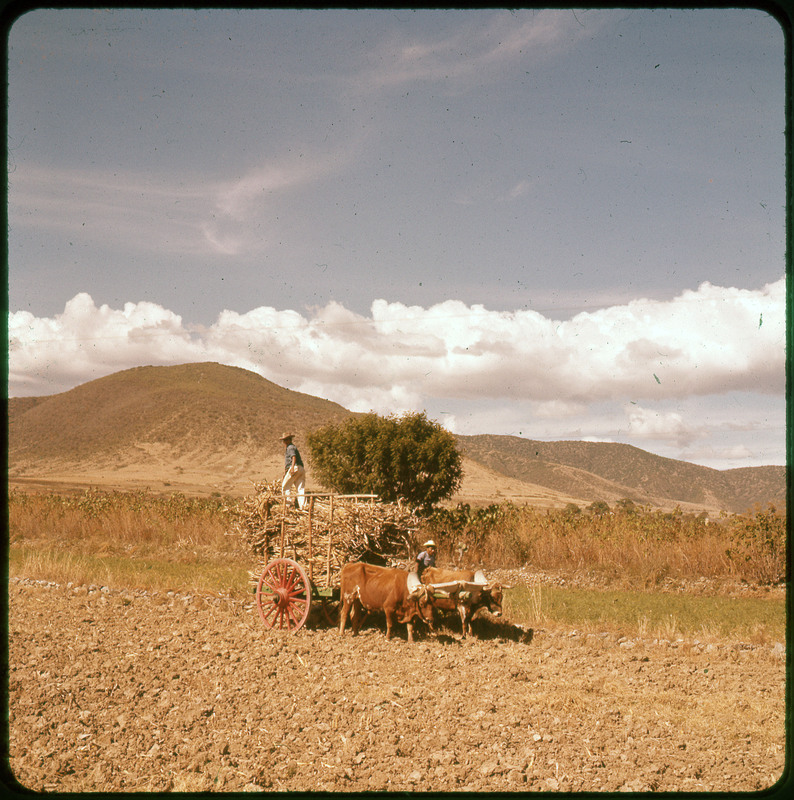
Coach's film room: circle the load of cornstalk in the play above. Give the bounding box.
[232,480,422,589]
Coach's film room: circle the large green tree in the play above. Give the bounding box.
[307,411,462,509]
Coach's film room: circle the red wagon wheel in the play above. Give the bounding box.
[256,558,311,632]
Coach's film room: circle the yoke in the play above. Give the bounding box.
[409,569,490,600]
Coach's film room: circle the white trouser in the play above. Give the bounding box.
[282,466,306,509]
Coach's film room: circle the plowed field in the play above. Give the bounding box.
[6,577,786,793]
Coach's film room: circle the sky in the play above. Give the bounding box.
[6,7,787,470]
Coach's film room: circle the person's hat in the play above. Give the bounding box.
[422,540,436,548]
[279,432,294,441]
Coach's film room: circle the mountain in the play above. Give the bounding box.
[7,362,786,513]
[7,362,354,494]
[453,435,786,514]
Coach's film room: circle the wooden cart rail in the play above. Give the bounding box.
[268,492,389,586]
[233,481,422,631]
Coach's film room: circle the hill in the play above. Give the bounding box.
[453,435,786,514]
[7,362,786,513]
[7,362,354,495]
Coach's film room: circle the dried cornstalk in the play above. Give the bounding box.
[230,480,421,589]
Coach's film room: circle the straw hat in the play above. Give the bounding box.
[279,432,294,441]
[422,540,436,548]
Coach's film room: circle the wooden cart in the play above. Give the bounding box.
[235,485,420,632]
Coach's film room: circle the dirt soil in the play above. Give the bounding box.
[6,577,787,793]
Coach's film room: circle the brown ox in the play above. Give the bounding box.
[420,567,506,638]
[339,562,435,642]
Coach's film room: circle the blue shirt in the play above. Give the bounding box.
[284,443,304,472]
[416,549,435,578]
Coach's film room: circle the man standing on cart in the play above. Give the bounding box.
[281,432,306,509]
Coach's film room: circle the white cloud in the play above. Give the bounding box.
[8,277,786,467]
[10,278,784,404]
[8,293,202,394]
[357,9,605,93]
[8,147,345,259]
[625,404,703,448]
[533,400,588,419]
[685,444,755,463]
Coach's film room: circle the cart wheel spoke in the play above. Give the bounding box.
[285,600,308,628]
[282,571,300,594]
[261,602,281,626]
[285,567,307,595]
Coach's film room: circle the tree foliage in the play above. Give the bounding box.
[307,411,463,509]
[587,500,611,517]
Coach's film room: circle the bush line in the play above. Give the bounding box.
[8,489,786,589]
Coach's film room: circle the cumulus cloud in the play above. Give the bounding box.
[9,278,785,410]
[685,444,755,463]
[533,400,589,419]
[8,278,787,467]
[625,404,703,448]
[8,293,202,394]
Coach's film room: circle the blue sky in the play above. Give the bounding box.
[7,8,787,470]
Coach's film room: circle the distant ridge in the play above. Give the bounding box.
[7,362,786,513]
[453,434,786,514]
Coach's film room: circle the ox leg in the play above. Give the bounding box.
[338,596,352,636]
[465,607,476,638]
[384,609,396,639]
[457,604,468,638]
[339,588,358,636]
[350,601,367,635]
[425,602,437,633]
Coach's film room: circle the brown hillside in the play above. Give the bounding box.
[721,466,788,513]
[7,363,355,494]
[9,362,352,459]
[7,362,786,512]
[454,434,785,515]
[6,396,47,418]
[453,457,592,509]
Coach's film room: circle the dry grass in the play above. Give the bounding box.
[7,489,251,596]
[7,490,787,640]
[8,488,240,549]
[427,502,786,586]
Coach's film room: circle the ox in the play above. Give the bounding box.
[339,562,435,642]
[419,567,507,638]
